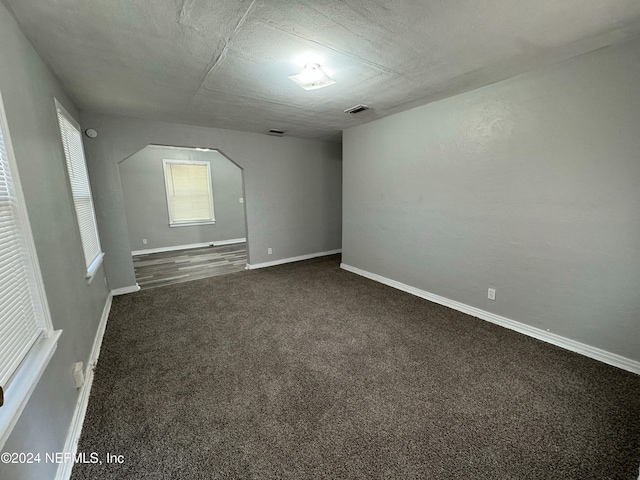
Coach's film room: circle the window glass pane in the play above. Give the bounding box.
[56,103,102,271]
[164,161,214,224]
[0,103,43,389]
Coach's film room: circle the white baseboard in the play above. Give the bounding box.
[212,237,246,246]
[111,284,140,296]
[56,294,112,480]
[246,249,342,270]
[132,242,210,255]
[131,238,246,256]
[341,263,640,375]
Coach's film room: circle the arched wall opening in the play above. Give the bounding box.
[118,144,249,287]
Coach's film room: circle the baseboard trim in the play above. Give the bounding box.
[212,237,246,247]
[111,284,140,296]
[132,242,210,256]
[56,294,112,480]
[340,263,640,375]
[247,249,342,270]
[131,238,246,256]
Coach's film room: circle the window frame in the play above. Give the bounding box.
[0,90,61,451]
[54,99,104,282]
[162,158,216,227]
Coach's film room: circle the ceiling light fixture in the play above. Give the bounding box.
[288,63,335,91]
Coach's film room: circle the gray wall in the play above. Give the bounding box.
[0,3,110,479]
[120,146,245,252]
[343,37,640,362]
[80,112,343,289]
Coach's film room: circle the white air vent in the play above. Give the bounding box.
[266,129,285,137]
[344,104,370,114]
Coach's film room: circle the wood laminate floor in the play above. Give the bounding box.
[133,242,247,290]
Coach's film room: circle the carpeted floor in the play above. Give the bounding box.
[71,255,640,479]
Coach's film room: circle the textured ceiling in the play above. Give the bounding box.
[3,0,640,141]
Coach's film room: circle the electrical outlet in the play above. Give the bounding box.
[142,238,147,245]
[239,197,244,203]
[488,288,496,300]
[268,247,272,255]
[73,362,84,389]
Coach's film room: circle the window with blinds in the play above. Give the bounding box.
[162,159,215,226]
[0,92,51,405]
[55,101,103,279]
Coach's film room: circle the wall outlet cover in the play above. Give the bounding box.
[73,362,85,389]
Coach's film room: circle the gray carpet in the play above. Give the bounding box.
[71,255,640,479]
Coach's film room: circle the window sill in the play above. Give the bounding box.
[0,330,62,451]
[169,221,216,228]
[85,252,105,284]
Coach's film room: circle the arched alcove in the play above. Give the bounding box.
[118,144,249,288]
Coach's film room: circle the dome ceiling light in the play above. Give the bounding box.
[288,63,335,91]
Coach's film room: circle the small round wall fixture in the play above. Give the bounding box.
[85,128,98,138]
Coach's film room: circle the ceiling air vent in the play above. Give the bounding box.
[344,104,370,115]
[266,129,285,137]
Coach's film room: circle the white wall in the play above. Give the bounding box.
[0,3,110,479]
[80,112,343,289]
[343,37,640,363]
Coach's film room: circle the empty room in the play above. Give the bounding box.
[0,1,639,479]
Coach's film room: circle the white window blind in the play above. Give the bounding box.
[0,100,46,395]
[163,160,215,226]
[55,102,103,276]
